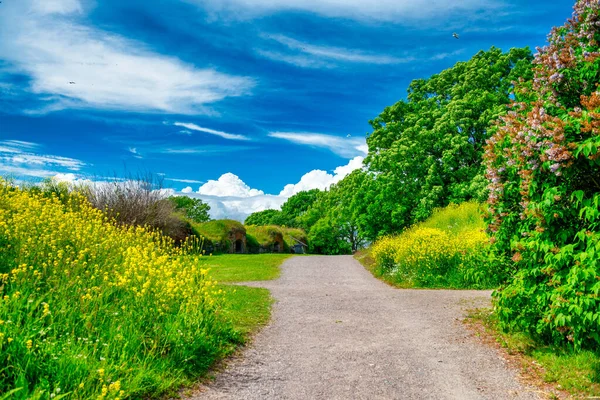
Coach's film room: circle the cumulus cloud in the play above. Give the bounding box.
[175,157,364,221]
[269,132,367,158]
[198,173,265,197]
[0,0,254,114]
[279,156,364,197]
[191,193,287,221]
[173,122,250,141]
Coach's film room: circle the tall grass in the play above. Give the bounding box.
[0,182,239,399]
[371,202,501,288]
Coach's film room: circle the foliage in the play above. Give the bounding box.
[82,176,192,242]
[365,47,533,234]
[371,202,500,288]
[279,189,321,229]
[244,209,282,226]
[169,196,211,223]
[244,190,320,230]
[484,0,600,350]
[0,182,238,399]
[308,217,352,255]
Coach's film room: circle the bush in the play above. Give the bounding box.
[0,182,238,399]
[484,0,600,349]
[371,203,499,288]
[83,176,192,242]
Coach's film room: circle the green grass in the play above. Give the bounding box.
[281,227,307,247]
[420,201,486,235]
[369,202,498,289]
[200,254,292,282]
[468,308,600,398]
[244,225,282,246]
[192,219,245,243]
[219,285,273,337]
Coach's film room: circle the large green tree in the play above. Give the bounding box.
[365,47,533,231]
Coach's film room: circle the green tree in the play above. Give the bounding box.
[169,196,211,223]
[365,47,533,231]
[308,216,352,255]
[280,189,321,228]
[244,209,282,226]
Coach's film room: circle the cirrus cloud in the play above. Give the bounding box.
[0,0,254,114]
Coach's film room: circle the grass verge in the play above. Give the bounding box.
[466,308,600,399]
[200,254,293,282]
[219,286,272,337]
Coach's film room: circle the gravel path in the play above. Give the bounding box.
[192,256,539,400]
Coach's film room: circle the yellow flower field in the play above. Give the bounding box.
[371,202,497,288]
[0,182,238,399]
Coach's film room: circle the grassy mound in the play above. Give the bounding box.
[0,184,239,399]
[371,202,500,289]
[245,225,287,253]
[192,219,246,253]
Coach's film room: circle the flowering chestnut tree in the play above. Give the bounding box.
[484,0,600,349]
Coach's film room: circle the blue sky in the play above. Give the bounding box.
[0,0,574,220]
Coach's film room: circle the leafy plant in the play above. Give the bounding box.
[484,0,600,350]
[169,196,211,223]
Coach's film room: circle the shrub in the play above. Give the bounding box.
[0,182,238,399]
[484,0,600,349]
[83,176,192,242]
[371,202,498,288]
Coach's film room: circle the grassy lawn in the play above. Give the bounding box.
[200,253,293,282]
[467,309,600,398]
[219,285,273,337]
[199,254,293,341]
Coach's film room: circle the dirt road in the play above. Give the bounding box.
[192,256,538,400]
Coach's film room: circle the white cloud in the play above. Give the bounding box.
[165,178,204,184]
[173,122,250,141]
[193,193,286,221]
[259,34,412,67]
[32,0,83,15]
[269,132,367,158]
[0,140,86,178]
[175,157,364,221]
[279,156,364,197]
[198,173,265,197]
[128,147,142,159]
[187,0,502,23]
[0,0,254,114]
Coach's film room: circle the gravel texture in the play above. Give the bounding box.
[191,255,539,400]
